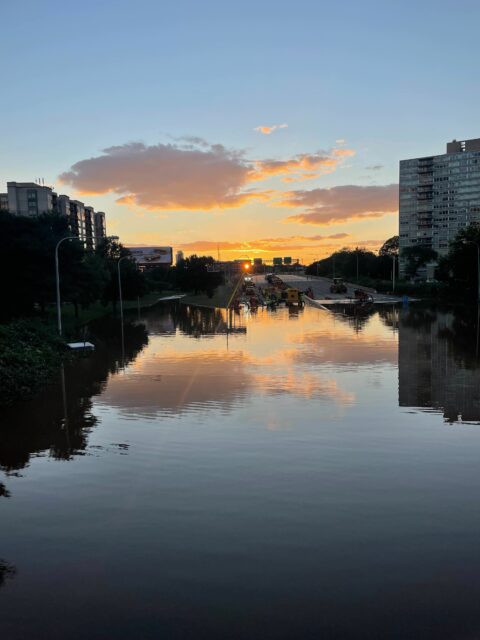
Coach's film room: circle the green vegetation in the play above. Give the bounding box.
[305,236,399,282]
[0,320,67,407]
[306,228,480,302]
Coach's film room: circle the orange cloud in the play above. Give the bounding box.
[59,138,357,212]
[254,123,288,135]
[251,147,355,183]
[177,233,354,255]
[59,141,274,211]
[283,184,398,225]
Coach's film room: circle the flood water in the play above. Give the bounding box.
[2,303,480,639]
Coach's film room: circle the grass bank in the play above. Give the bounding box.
[180,281,238,309]
[0,320,68,407]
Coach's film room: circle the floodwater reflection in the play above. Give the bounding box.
[0,318,148,474]
[2,303,480,639]
[399,306,480,422]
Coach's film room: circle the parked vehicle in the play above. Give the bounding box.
[330,278,347,294]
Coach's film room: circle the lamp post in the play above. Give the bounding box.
[55,236,79,336]
[117,255,130,326]
[55,234,119,336]
[462,240,480,303]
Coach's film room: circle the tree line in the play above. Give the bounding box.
[305,236,399,281]
[0,212,223,322]
[305,227,480,299]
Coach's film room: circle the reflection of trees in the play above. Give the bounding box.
[0,319,148,473]
[0,559,16,589]
[437,306,480,368]
[329,304,377,333]
[0,483,10,498]
[144,303,229,337]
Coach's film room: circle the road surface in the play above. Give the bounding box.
[251,273,400,303]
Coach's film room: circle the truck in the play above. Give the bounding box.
[330,278,347,294]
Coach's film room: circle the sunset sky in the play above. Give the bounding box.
[1,0,480,263]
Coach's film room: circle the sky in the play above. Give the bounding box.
[1,0,480,263]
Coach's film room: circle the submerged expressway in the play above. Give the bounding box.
[250,273,402,304]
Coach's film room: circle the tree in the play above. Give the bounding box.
[401,245,438,279]
[95,238,146,309]
[175,255,223,295]
[379,235,399,256]
[437,225,480,298]
[0,212,96,319]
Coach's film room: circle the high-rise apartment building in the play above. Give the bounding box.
[0,181,107,247]
[399,138,480,277]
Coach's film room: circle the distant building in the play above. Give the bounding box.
[399,138,480,277]
[0,193,8,211]
[6,182,56,216]
[129,246,173,270]
[0,181,107,247]
[176,250,184,265]
[94,211,106,242]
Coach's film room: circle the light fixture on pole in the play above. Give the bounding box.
[55,236,78,336]
[55,234,119,336]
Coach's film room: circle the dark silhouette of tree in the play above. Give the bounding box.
[401,245,438,279]
[379,235,399,256]
[95,238,146,310]
[437,225,480,300]
[175,255,223,296]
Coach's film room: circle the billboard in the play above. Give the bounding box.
[129,246,173,268]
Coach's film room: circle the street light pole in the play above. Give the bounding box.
[55,234,119,336]
[462,240,480,304]
[392,254,396,293]
[55,236,79,336]
[117,255,130,325]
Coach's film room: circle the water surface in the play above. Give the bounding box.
[2,303,480,639]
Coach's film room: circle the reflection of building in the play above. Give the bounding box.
[398,311,480,422]
[1,182,107,248]
[399,138,480,278]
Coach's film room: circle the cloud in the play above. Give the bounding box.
[283,184,398,225]
[365,164,384,170]
[177,233,352,255]
[254,123,288,135]
[59,140,272,211]
[59,138,356,211]
[252,148,355,183]
[335,139,346,145]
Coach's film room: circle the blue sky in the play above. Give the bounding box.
[1,0,479,259]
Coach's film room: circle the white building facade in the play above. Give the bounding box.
[399,138,480,277]
[0,182,107,249]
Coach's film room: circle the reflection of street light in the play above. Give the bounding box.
[462,240,480,303]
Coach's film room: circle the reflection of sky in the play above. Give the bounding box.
[97,307,398,419]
